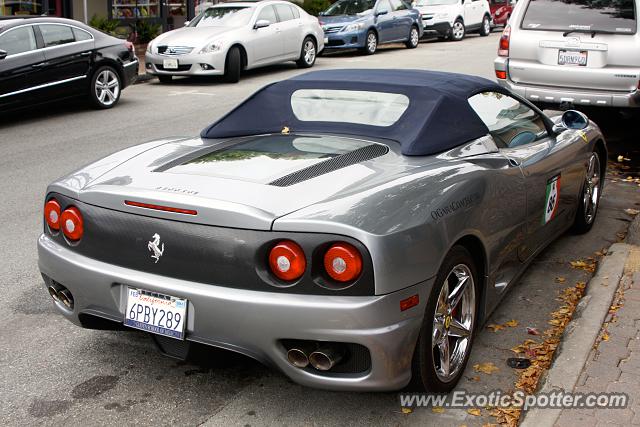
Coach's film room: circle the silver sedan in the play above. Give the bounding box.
[145,1,324,83]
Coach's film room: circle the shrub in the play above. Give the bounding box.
[301,0,332,16]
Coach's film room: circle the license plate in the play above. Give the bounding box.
[124,288,187,340]
[323,37,328,44]
[558,50,587,66]
[163,58,178,69]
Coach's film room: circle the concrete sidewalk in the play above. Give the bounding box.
[522,215,640,427]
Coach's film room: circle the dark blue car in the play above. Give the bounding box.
[319,0,423,54]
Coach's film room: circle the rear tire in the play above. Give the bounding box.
[450,19,465,41]
[224,46,242,83]
[296,36,317,68]
[405,25,419,48]
[409,246,478,392]
[572,151,602,234]
[89,65,121,110]
[157,75,172,84]
[479,15,491,36]
[361,30,377,55]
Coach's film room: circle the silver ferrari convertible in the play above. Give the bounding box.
[145,1,324,83]
[38,70,606,392]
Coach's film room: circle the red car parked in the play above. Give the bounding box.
[489,0,515,27]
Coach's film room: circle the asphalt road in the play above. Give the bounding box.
[2,33,640,427]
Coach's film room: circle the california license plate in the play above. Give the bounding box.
[124,288,187,340]
[558,50,587,66]
[323,37,328,44]
[163,58,178,69]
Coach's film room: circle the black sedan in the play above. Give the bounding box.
[0,17,138,112]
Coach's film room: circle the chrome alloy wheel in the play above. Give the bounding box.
[367,32,377,53]
[94,69,120,107]
[583,152,601,225]
[452,21,465,40]
[483,17,491,34]
[410,27,419,46]
[432,263,475,382]
[303,40,316,65]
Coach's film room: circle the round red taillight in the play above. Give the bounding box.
[44,199,61,231]
[60,207,84,241]
[268,240,306,281]
[324,243,363,283]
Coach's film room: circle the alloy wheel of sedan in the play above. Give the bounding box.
[94,68,120,108]
[432,263,475,382]
[303,40,316,65]
[406,26,420,48]
[365,31,377,54]
[583,152,601,225]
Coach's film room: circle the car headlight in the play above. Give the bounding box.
[146,42,153,53]
[434,13,451,20]
[199,40,225,54]
[344,22,365,32]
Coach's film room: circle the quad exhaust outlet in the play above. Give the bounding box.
[286,343,344,371]
[47,282,74,310]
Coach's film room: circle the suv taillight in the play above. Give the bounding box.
[498,25,511,57]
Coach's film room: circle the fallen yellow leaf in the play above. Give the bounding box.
[555,277,566,283]
[487,324,505,332]
[602,332,610,341]
[432,406,445,413]
[401,407,412,414]
[467,408,482,416]
[473,362,499,374]
[505,319,519,327]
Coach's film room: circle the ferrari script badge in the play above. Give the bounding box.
[148,233,165,263]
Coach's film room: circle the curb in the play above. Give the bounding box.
[134,73,156,85]
[520,242,633,427]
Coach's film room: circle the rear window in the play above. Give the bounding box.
[521,0,637,34]
[291,89,410,127]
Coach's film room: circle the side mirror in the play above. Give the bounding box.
[553,110,589,133]
[254,19,271,29]
[183,20,190,26]
[376,9,389,15]
[0,50,7,60]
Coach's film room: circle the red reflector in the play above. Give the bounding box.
[323,243,363,283]
[498,25,510,57]
[268,240,306,281]
[495,70,507,79]
[400,294,419,311]
[44,199,61,230]
[61,207,84,241]
[125,200,197,215]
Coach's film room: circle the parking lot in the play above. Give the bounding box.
[2,32,640,427]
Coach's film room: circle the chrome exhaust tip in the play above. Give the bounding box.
[287,348,310,368]
[309,347,344,371]
[48,285,60,302]
[58,288,74,310]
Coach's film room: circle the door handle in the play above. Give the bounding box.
[80,51,92,57]
[31,62,49,69]
[508,158,520,167]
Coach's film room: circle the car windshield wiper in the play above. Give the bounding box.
[562,29,616,38]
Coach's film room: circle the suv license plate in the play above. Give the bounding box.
[124,288,187,340]
[558,50,587,66]
[163,58,178,69]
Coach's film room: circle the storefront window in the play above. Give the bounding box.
[0,0,43,16]
[112,0,160,19]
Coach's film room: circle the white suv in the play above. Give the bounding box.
[494,0,640,109]
[414,0,492,41]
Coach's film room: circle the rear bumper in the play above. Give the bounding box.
[38,233,431,391]
[122,59,139,88]
[495,57,640,108]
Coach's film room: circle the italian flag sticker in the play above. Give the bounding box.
[543,174,561,224]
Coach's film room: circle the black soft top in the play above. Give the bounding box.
[201,69,504,156]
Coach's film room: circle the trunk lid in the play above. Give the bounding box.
[74,136,419,230]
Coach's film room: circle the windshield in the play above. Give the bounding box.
[522,0,636,34]
[415,0,458,6]
[189,6,253,27]
[322,0,376,16]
